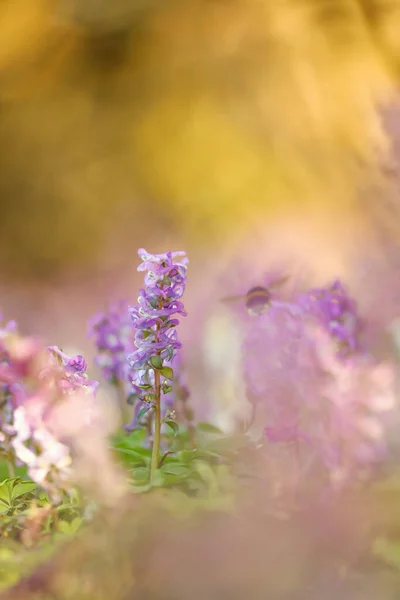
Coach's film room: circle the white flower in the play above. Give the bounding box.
[12,402,72,493]
[12,407,31,443]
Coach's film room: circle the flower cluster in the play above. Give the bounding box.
[239,276,397,486]
[0,317,99,499]
[129,249,188,401]
[0,321,47,461]
[242,301,321,444]
[88,300,133,392]
[299,280,361,356]
[312,326,396,486]
[12,401,72,501]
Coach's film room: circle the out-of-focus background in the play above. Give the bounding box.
[2,0,400,421]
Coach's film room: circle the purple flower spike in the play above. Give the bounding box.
[129,249,188,406]
[88,300,134,392]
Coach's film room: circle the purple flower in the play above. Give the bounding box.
[298,280,361,355]
[68,355,87,373]
[47,346,98,394]
[127,249,188,424]
[240,273,396,488]
[88,300,133,390]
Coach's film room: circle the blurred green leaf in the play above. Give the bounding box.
[132,467,150,484]
[0,462,27,481]
[164,420,179,437]
[196,423,224,435]
[137,405,153,422]
[11,480,36,500]
[149,355,163,370]
[159,366,173,380]
[193,460,219,496]
[0,478,35,512]
[161,463,190,477]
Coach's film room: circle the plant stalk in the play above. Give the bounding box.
[150,368,162,483]
[5,439,15,478]
[1,400,16,478]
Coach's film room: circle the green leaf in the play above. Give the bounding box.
[193,461,220,496]
[149,355,163,370]
[0,480,12,506]
[161,463,190,477]
[160,366,173,381]
[115,447,151,466]
[117,428,147,447]
[0,463,27,481]
[70,517,83,533]
[132,467,150,483]
[164,420,179,437]
[55,503,75,512]
[196,423,224,435]
[177,449,199,463]
[200,435,249,456]
[159,453,178,465]
[57,517,83,535]
[114,435,152,454]
[57,520,73,535]
[131,483,152,494]
[137,405,153,422]
[0,479,18,508]
[11,480,36,501]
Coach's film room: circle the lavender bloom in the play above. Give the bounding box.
[88,300,133,393]
[298,280,361,356]
[47,346,99,395]
[312,326,397,486]
[127,249,188,429]
[242,301,321,445]
[240,277,396,487]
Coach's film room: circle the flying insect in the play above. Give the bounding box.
[221,276,289,316]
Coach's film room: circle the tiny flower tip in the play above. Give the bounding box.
[68,355,87,372]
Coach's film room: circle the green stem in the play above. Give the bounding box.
[5,441,15,478]
[1,401,15,478]
[150,368,161,483]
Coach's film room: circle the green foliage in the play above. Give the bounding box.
[108,421,249,521]
[0,462,27,481]
[4,419,400,598]
[0,478,36,514]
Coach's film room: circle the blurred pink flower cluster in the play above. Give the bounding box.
[240,279,398,488]
[0,317,100,502]
[314,325,397,487]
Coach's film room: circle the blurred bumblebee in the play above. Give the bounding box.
[221,276,289,317]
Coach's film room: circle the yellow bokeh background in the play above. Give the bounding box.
[0,0,400,280]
